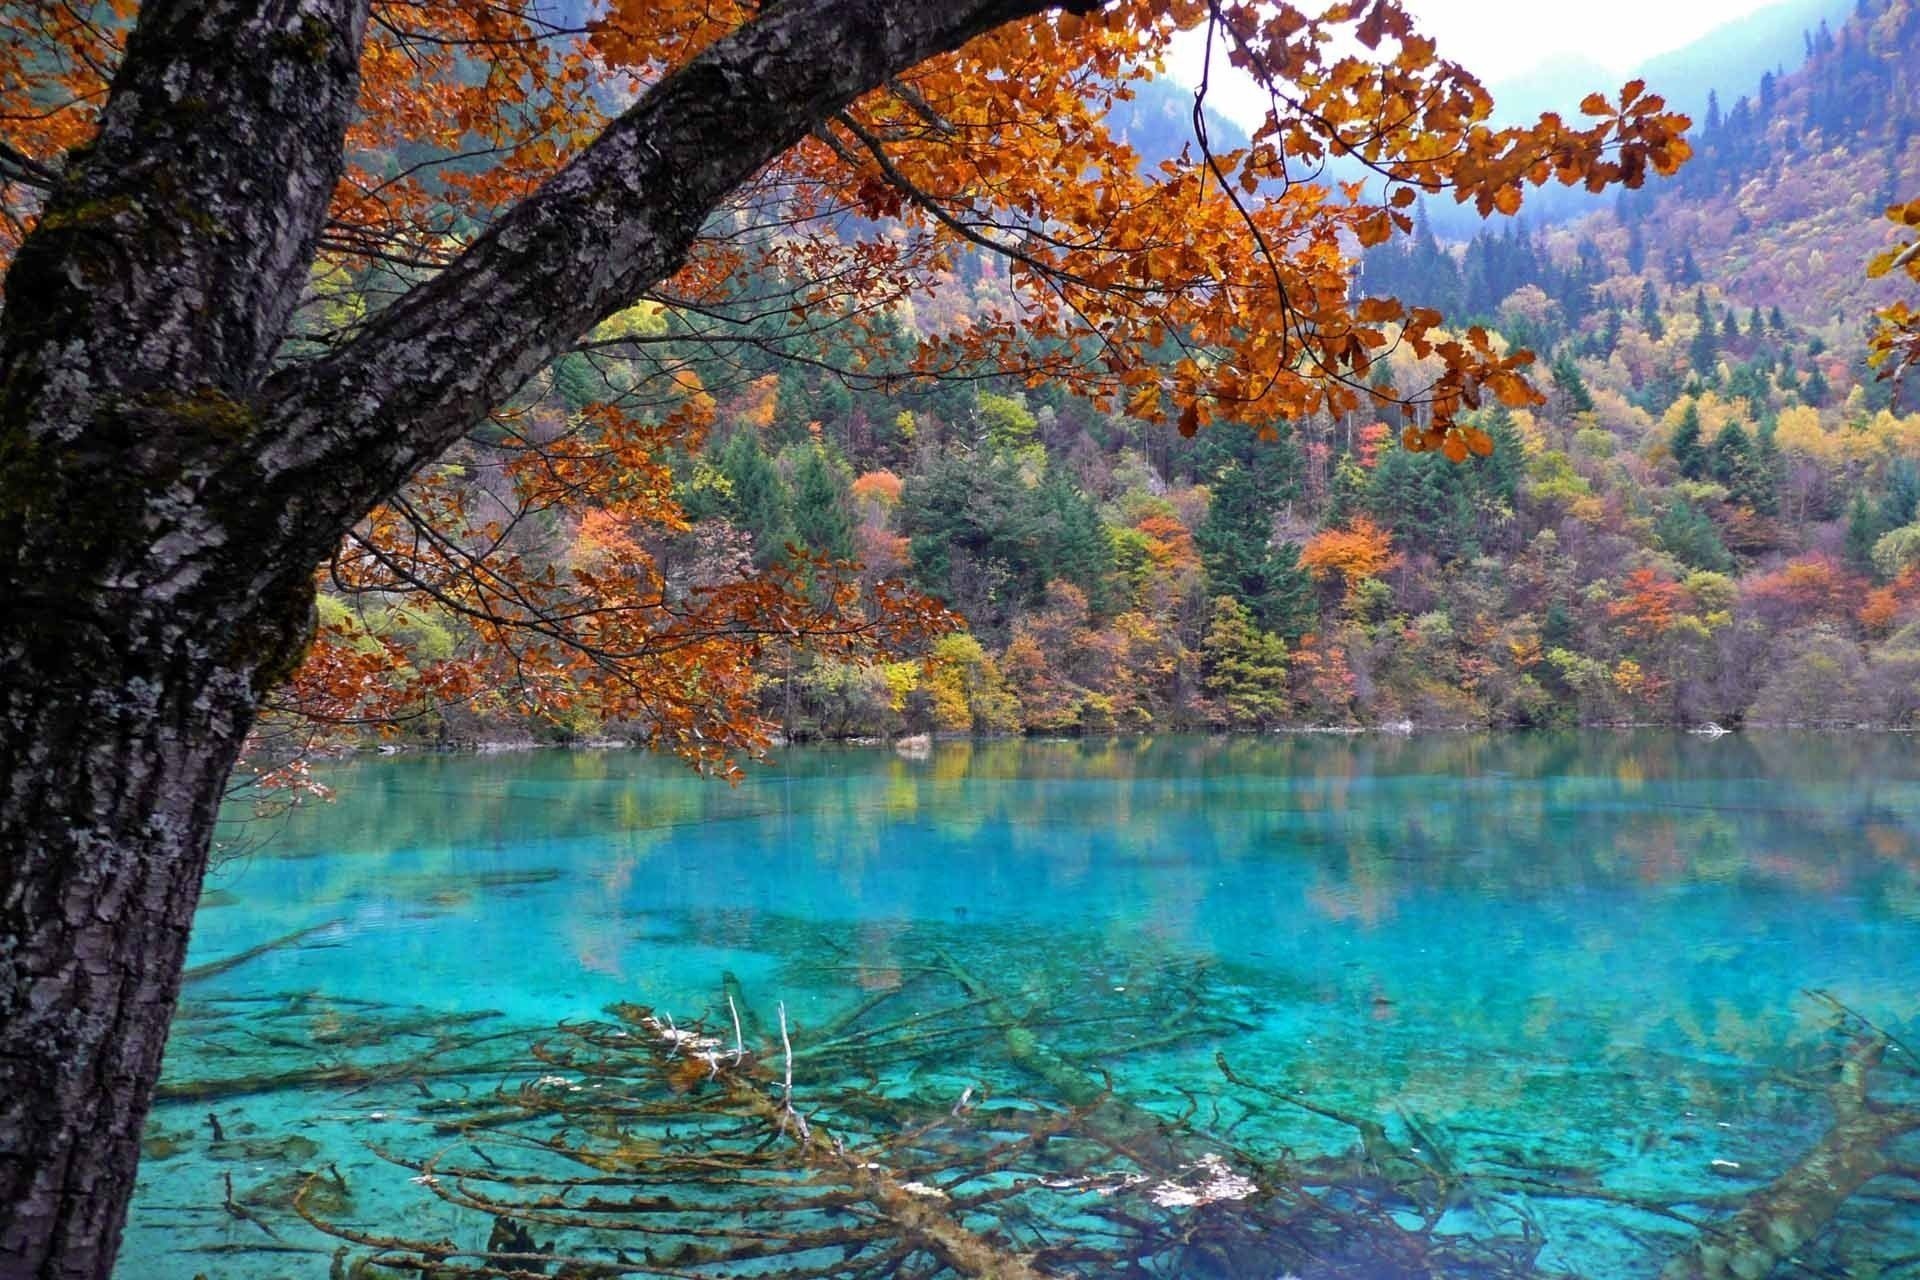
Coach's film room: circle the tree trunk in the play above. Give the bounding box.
[0,2,1086,1273]
[0,533,314,1278]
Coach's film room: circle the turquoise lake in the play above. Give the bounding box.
[122,733,1920,1278]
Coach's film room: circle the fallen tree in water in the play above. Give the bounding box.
[1663,998,1920,1280]
[291,960,1595,1279]
[144,957,1920,1279]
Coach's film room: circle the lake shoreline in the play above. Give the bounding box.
[295,716,1920,767]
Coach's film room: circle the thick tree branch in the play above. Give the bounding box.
[0,0,370,429]
[248,0,1095,568]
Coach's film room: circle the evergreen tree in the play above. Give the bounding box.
[1625,223,1647,274]
[1708,420,1776,513]
[1032,461,1115,611]
[1802,365,1830,406]
[1201,596,1290,728]
[1198,462,1315,637]
[899,449,1031,628]
[772,374,816,440]
[1880,458,1920,530]
[1846,492,1886,572]
[1752,418,1783,518]
[1542,599,1577,650]
[551,353,600,411]
[1689,292,1719,375]
[1655,500,1733,572]
[789,444,854,561]
[1367,442,1478,560]
[1671,402,1707,479]
[1639,280,1665,339]
[1599,307,1623,356]
[1479,408,1525,509]
[1550,350,1594,414]
[717,430,793,565]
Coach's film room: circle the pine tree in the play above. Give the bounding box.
[551,353,601,411]
[1846,492,1886,572]
[1198,462,1315,638]
[1751,418,1783,517]
[1689,291,1719,375]
[1708,420,1775,513]
[1550,350,1595,414]
[717,429,793,566]
[1655,500,1733,572]
[1032,461,1115,612]
[790,444,854,561]
[1599,307,1623,355]
[1671,402,1707,479]
[1201,596,1290,728]
[1880,458,1920,530]
[1639,280,1665,339]
[1480,409,1525,508]
[1802,365,1830,406]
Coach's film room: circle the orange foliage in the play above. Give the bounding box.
[1743,554,1863,626]
[1355,422,1392,469]
[1860,567,1920,635]
[734,374,781,431]
[1605,568,1684,643]
[850,469,905,511]
[1290,636,1357,722]
[1300,518,1398,584]
[1134,513,1198,572]
[4,0,1689,446]
[0,0,1693,766]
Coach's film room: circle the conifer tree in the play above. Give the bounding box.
[1550,350,1595,414]
[790,444,855,562]
[1672,402,1707,479]
[1639,281,1666,339]
[1847,492,1886,572]
[718,430,793,566]
[1201,596,1291,728]
[1198,463,1315,638]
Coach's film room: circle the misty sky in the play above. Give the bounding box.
[1169,0,1778,130]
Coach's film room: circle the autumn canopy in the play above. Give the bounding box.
[0,0,1698,1273]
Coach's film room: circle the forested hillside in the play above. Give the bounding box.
[294,0,1920,753]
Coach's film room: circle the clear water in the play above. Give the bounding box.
[121,733,1920,1278]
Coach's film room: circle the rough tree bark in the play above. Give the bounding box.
[0,1,1086,1275]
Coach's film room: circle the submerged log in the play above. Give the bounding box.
[182,919,347,984]
[694,1008,1057,1280]
[1662,1034,1920,1279]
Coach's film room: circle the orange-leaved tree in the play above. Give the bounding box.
[1868,195,1920,399]
[0,0,1688,1271]
[1300,515,1399,589]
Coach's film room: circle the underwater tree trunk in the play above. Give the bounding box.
[1662,1036,1920,1280]
[0,2,1089,1275]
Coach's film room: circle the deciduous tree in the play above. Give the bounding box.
[0,0,1689,1270]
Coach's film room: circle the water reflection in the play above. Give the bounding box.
[122,732,1920,1277]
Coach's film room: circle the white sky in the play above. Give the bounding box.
[1169,0,1778,129]
[1350,0,1775,81]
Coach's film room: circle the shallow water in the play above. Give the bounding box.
[121,733,1920,1277]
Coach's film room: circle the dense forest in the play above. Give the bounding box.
[285,0,1920,753]
[10,0,1920,1275]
